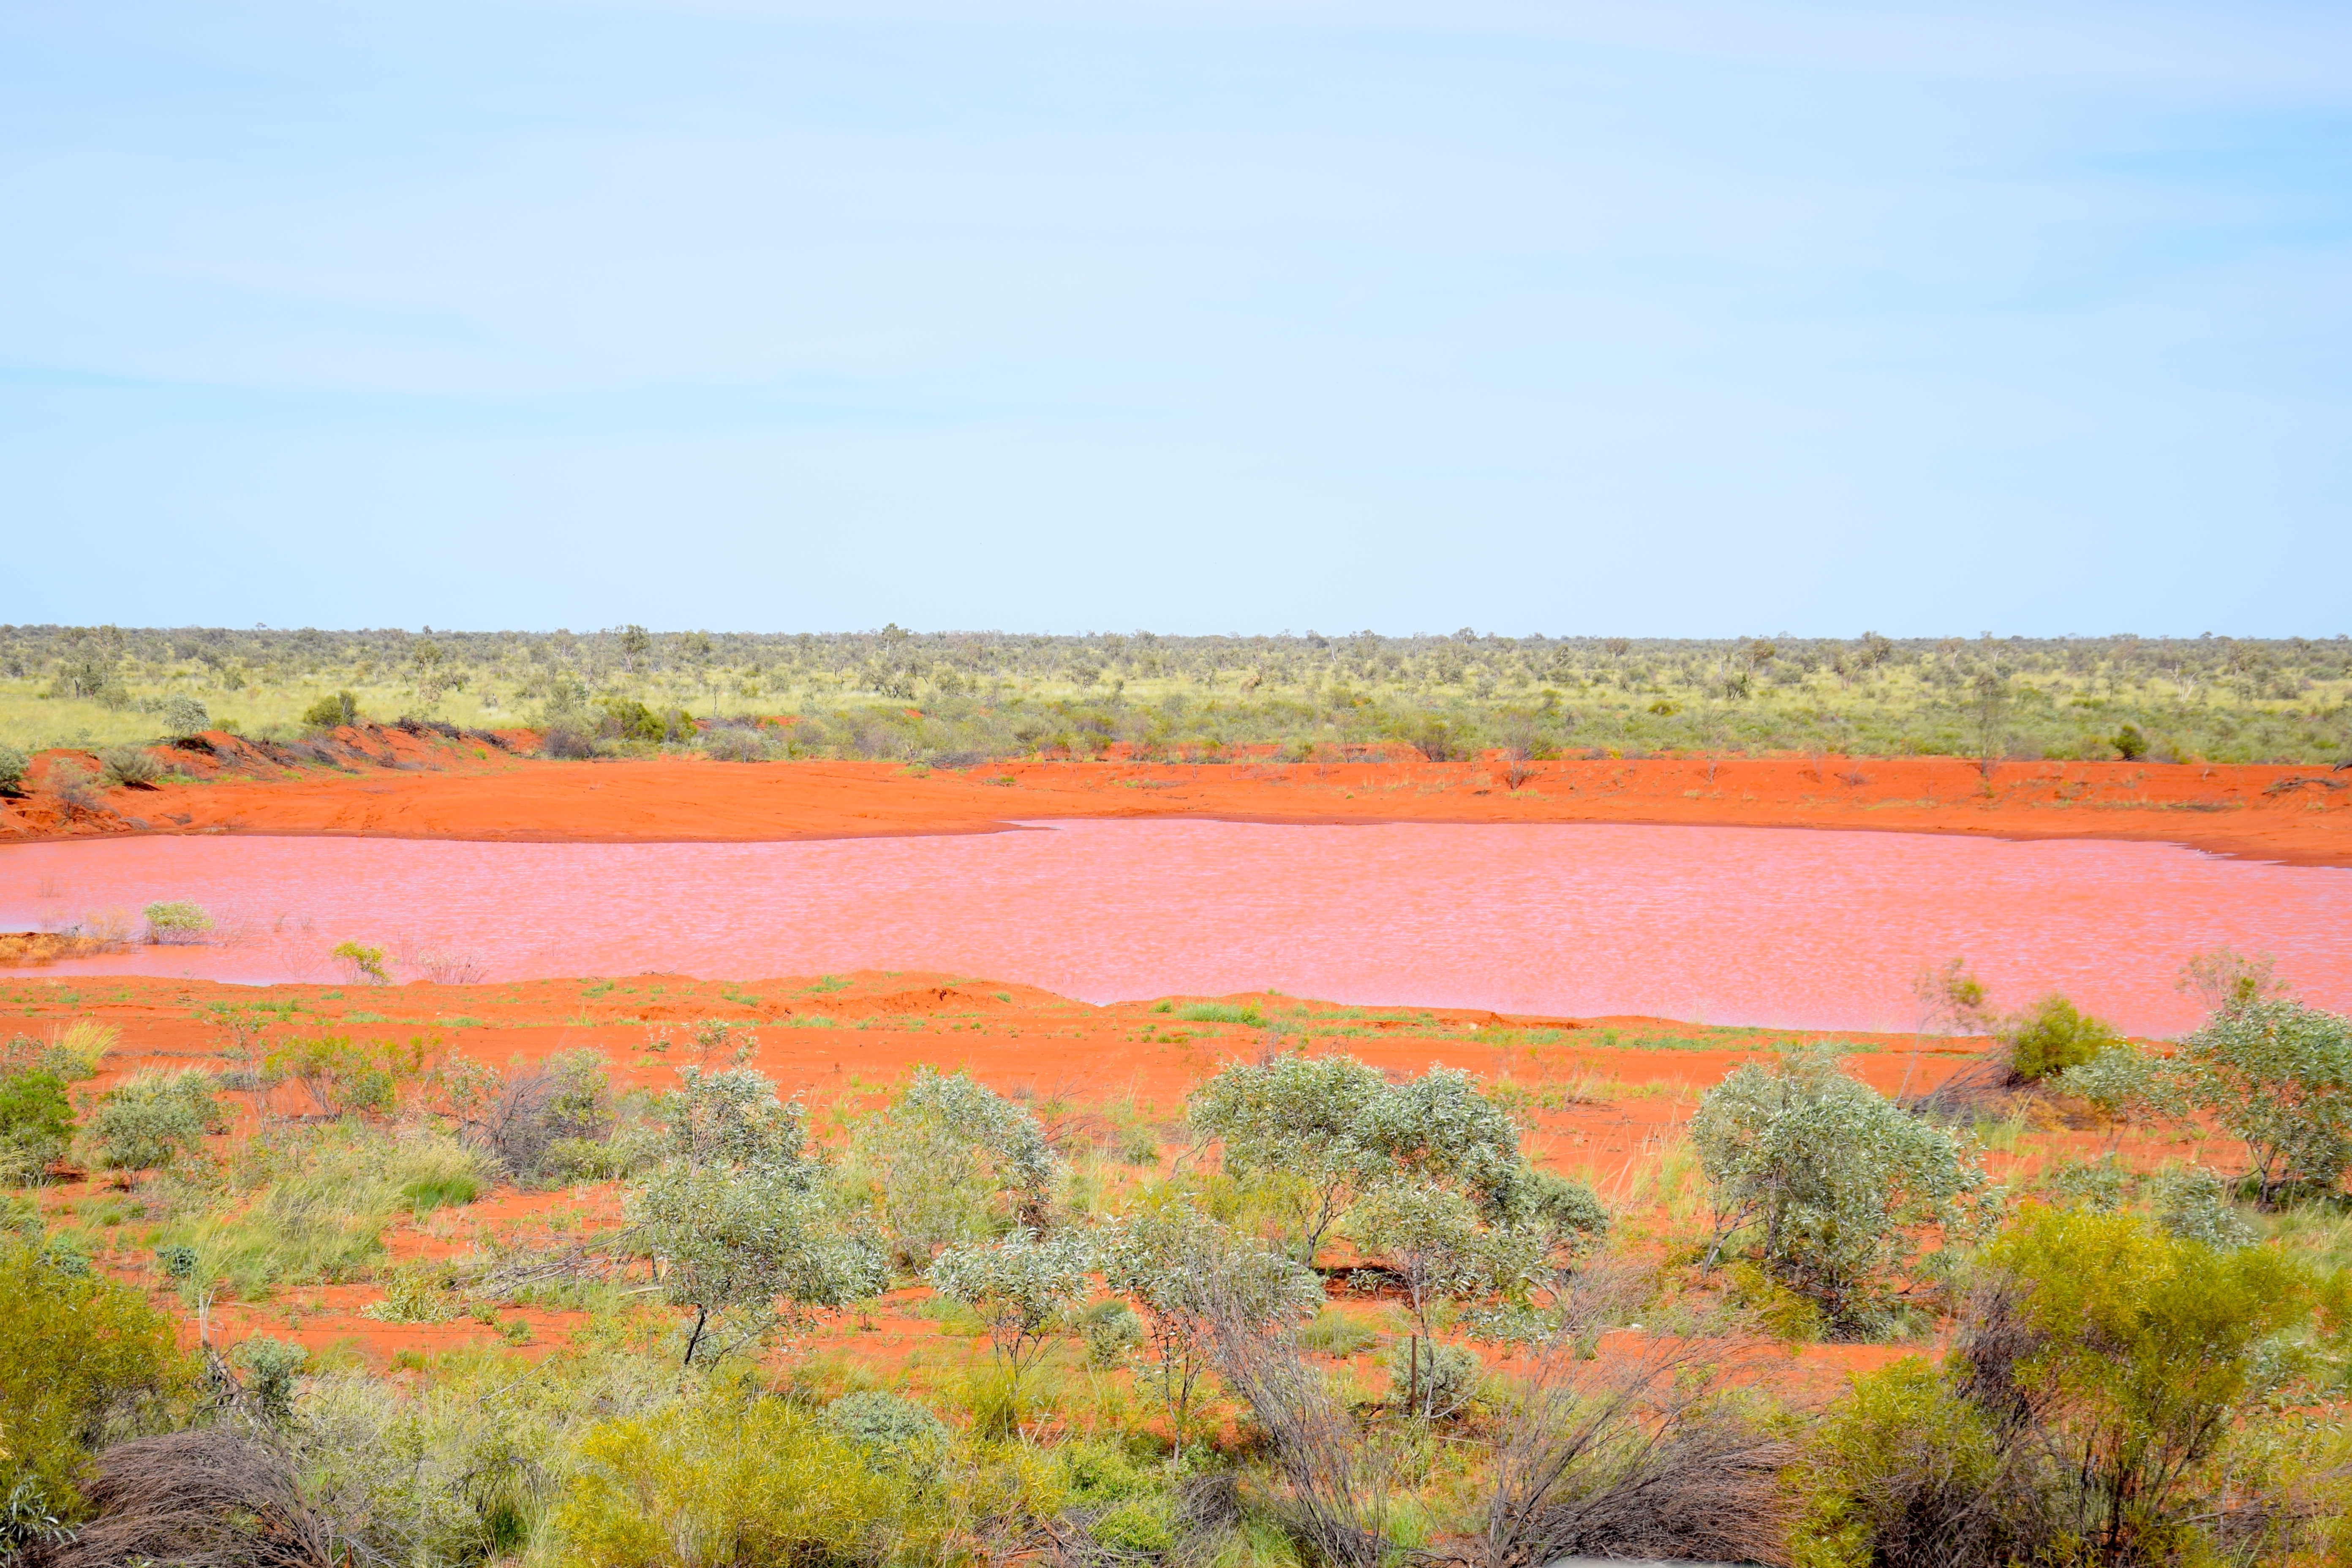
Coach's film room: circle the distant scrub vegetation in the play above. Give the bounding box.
[2,622,2348,764]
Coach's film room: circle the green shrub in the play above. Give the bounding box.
[2175,999,2352,1205]
[87,1070,223,1174]
[1078,1298,1144,1365]
[264,1032,432,1112]
[2001,993,2122,1081]
[229,1332,308,1424]
[2112,723,2148,760]
[1092,1497,1177,1554]
[326,942,392,985]
[1296,1308,1382,1358]
[702,725,771,762]
[547,1397,919,1568]
[0,743,26,793]
[0,1070,72,1183]
[157,694,210,738]
[302,691,359,729]
[0,1236,190,1532]
[1796,1207,2324,1567]
[1689,1048,1992,1333]
[2148,1165,2254,1250]
[1180,1002,1265,1026]
[1381,1335,1483,1417]
[141,901,213,945]
[97,746,160,787]
[823,1390,950,1474]
[845,1066,1060,1267]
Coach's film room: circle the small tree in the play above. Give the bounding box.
[86,1070,224,1179]
[2176,999,2352,1205]
[1690,1049,1992,1332]
[302,691,359,729]
[848,1067,1059,1267]
[629,1067,884,1367]
[1999,994,2122,1083]
[1099,1202,1322,1449]
[2176,945,2292,1013]
[927,1228,1092,1383]
[1370,1064,1524,1208]
[1189,1052,1391,1264]
[328,941,391,985]
[1350,1181,1539,1416]
[1977,1208,2310,1557]
[2055,1045,2188,1153]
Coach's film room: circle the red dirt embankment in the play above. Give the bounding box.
[5,732,2349,866]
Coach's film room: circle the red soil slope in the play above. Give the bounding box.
[6,735,2350,866]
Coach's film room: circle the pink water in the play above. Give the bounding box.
[2,822,2344,1035]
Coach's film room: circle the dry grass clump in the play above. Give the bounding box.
[23,1427,333,1568]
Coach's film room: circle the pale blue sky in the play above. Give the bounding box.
[5,1,2348,635]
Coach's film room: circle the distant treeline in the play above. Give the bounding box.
[3,624,2347,764]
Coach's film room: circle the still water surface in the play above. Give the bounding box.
[1,821,2344,1034]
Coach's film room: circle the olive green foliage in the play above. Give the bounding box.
[302,689,359,728]
[2001,994,2123,1082]
[1189,1053,1391,1261]
[97,745,160,787]
[328,940,392,984]
[845,1067,1059,1268]
[14,624,2347,763]
[157,693,209,738]
[2175,999,2352,1203]
[598,696,691,743]
[629,1065,886,1366]
[0,741,27,791]
[1099,1202,1323,1443]
[1798,1207,2329,1567]
[442,1047,621,1184]
[1380,1336,1483,1418]
[168,1127,491,1298]
[823,1390,950,1475]
[547,1394,919,1568]
[928,1227,1093,1380]
[87,1068,225,1173]
[0,1236,189,1533]
[2,1021,112,1083]
[1189,1052,1603,1265]
[2054,1045,2188,1135]
[261,1032,433,1116]
[1348,1182,1539,1414]
[2147,1165,2256,1250]
[292,1352,678,1567]
[1690,1048,1993,1332]
[230,1332,309,1424]
[0,1069,72,1182]
[141,899,214,944]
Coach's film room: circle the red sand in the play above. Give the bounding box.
[19,972,2208,1380]
[5,740,2350,868]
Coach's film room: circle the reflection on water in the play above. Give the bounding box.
[0,821,2344,1034]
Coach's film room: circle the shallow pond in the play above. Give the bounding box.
[2,821,2344,1034]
